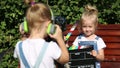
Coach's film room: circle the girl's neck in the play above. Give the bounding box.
[84,34,96,40]
[29,33,44,39]
[29,28,47,39]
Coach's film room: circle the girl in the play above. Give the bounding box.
[14,2,69,68]
[72,4,106,68]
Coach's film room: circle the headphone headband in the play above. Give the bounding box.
[48,5,55,24]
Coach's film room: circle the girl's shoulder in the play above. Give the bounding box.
[14,40,23,50]
[95,35,103,40]
[77,33,84,39]
[77,34,103,41]
[16,40,22,45]
[49,41,57,45]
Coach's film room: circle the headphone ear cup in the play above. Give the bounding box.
[47,23,56,34]
[50,24,56,34]
[23,19,29,33]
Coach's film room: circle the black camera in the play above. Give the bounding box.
[55,16,66,31]
[47,16,66,35]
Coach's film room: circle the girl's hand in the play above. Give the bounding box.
[19,23,25,35]
[64,36,69,47]
[91,50,97,57]
[49,24,63,41]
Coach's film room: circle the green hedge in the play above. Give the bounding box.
[0,0,26,67]
[53,0,120,24]
[0,0,119,67]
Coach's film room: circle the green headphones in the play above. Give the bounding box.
[46,6,56,34]
[23,17,29,33]
[21,5,56,34]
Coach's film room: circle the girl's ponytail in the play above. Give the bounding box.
[84,4,98,16]
[80,4,99,28]
[24,0,35,6]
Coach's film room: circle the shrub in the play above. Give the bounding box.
[0,0,119,67]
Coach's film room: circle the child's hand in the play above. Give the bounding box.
[91,50,97,57]
[19,23,25,35]
[64,36,69,47]
[49,24,63,40]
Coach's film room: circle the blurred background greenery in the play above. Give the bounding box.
[0,0,119,67]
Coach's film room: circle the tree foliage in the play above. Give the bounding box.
[0,0,119,67]
[0,0,27,67]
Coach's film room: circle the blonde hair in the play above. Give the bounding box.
[80,4,98,28]
[26,3,51,32]
[24,0,34,5]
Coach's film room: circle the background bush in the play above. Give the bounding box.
[0,0,119,67]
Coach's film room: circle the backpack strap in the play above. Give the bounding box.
[78,34,100,40]
[78,33,83,39]
[34,42,49,68]
[19,42,30,68]
[95,36,100,40]
[18,41,49,68]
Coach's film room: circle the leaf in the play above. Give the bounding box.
[80,7,84,12]
[0,21,6,29]
[93,0,97,2]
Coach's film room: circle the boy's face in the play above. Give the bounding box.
[81,18,96,37]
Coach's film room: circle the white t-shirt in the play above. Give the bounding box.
[73,35,106,50]
[14,38,61,68]
[72,34,106,68]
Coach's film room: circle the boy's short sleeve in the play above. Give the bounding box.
[13,41,21,58]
